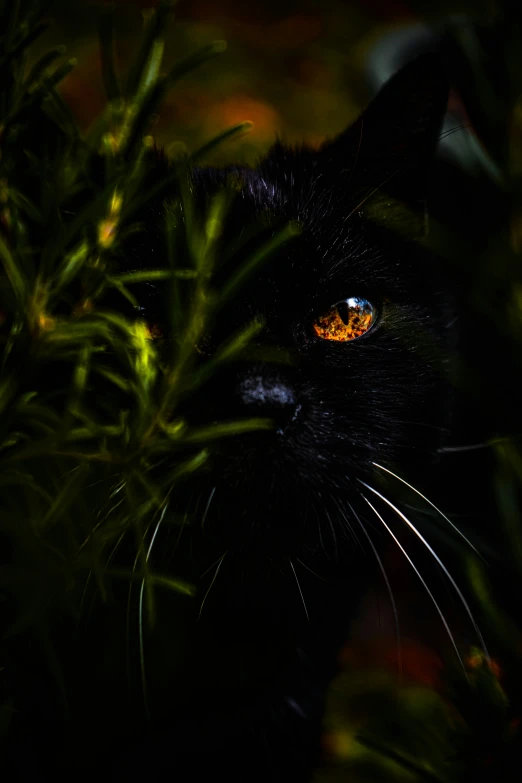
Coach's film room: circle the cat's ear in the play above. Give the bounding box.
[321,53,449,188]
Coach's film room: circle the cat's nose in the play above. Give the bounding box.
[236,372,300,432]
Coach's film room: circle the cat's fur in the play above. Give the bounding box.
[93,53,458,781]
[8,54,473,781]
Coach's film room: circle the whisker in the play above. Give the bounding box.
[80,528,129,625]
[359,480,489,659]
[167,502,191,567]
[343,123,469,229]
[126,548,139,699]
[438,436,512,454]
[294,556,328,583]
[343,167,402,224]
[317,510,327,556]
[200,486,217,529]
[197,552,227,620]
[347,501,402,680]
[438,123,469,140]
[332,496,363,552]
[372,462,483,559]
[84,476,112,491]
[137,502,171,721]
[146,502,169,561]
[78,571,94,625]
[289,558,309,621]
[108,479,127,500]
[125,511,156,708]
[324,506,339,560]
[200,551,228,580]
[311,493,327,556]
[360,492,467,676]
[137,579,149,721]
[78,496,125,553]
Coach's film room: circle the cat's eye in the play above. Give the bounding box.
[312,297,376,342]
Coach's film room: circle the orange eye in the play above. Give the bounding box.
[312,297,376,342]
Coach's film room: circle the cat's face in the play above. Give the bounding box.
[129,55,452,565]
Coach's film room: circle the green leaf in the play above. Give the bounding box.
[121,40,229,162]
[182,418,273,443]
[22,45,67,92]
[3,57,77,131]
[39,179,120,278]
[91,366,132,392]
[0,234,27,307]
[104,567,195,597]
[6,187,43,224]
[39,462,90,532]
[124,0,176,98]
[107,269,174,285]
[219,220,302,306]
[0,376,17,417]
[0,20,49,69]
[190,121,252,164]
[135,38,164,105]
[51,241,89,295]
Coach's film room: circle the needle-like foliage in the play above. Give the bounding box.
[0,1,298,744]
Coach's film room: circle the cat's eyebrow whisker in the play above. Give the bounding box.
[438,123,469,141]
[348,500,402,681]
[372,462,483,559]
[359,492,468,678]
[342,167,402,224]
[289,558,310,622]
[197,552,227,621]
[342,127,462,223]
[359,480,489,660]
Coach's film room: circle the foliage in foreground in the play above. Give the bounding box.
[0,0,292,744]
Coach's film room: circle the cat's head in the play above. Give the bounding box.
[124,55,452,563]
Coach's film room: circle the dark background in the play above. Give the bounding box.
[34,0,502,163]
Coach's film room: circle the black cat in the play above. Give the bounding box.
[6,54,487,781]
[91,53,472,781]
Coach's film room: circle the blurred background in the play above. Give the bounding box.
[34,0,498,165]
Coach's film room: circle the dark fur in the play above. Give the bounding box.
[94,54,455,781]
[9,55,465,781]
